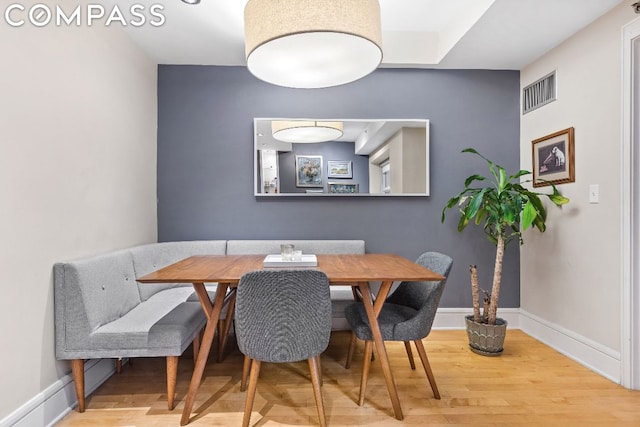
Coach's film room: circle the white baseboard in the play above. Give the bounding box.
[1,308,623,426]
[432,307,521,329]
[0,359,116,427]
[519,309,621,383]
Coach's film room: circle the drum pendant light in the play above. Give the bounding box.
[244,0,383,89]
[272,121,344,143]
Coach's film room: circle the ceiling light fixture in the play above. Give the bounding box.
[244,0,383,89]
[272,121,344,143]
[181,0,201,4]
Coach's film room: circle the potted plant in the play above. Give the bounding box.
[441,148,569,356]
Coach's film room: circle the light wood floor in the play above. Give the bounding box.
[57,330,640,426]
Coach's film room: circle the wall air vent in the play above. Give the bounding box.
[522,71,556,114]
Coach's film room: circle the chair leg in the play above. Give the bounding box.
[308,356,327,427]
[345,332,357,369]
[116,358,123,374]
[358,340,373,406]
[242,359,261,427]
[414,339,440,399]
[70,359,85,413]
[217,295,236,363]
[166,356,179,410]
[241,355,252,392]
[404,341,416,370]
[317,355,323,387]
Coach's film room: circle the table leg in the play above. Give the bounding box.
[180,282,229,426]
[357,281,403,420]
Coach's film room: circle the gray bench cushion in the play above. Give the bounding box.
[131,240,227,301]
[91,299,206,356]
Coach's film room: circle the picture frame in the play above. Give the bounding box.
[327,181,359,194]
[532,127,575,187]
[295,155,323,187]
[327,160,353,178]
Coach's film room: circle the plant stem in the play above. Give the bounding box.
[469,265,481,322]
[488,234,505,325]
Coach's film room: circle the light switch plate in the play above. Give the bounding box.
[589,184,599,203]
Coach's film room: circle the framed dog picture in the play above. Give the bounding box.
[532,127,575,187]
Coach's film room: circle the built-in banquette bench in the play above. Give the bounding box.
[54,239,364,413]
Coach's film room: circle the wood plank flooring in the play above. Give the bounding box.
[57,330,640,426]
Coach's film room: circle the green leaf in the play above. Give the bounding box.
[445,196,461,209]
[533,215,546,232]
[521,200,537,230]
[509,170,532,181]
[465,188,488,220]
[548,193,570,206]
[457,214,471,232]
[475,207,488,225]
[489,161,499,184]
[464,174,487,187]
[525,193,546,220]
[462,148,479,155]
[502,203,516,224]
[498,166,507,190]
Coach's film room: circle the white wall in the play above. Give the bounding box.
[0,15,158,421]
[520,4,636,356]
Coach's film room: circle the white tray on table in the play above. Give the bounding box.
[263,254,318,267]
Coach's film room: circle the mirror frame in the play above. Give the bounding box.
[254,118,430,197]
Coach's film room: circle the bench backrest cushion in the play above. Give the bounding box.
[55,249,140,342]
[131,240,227,301]
[226,240,365,255]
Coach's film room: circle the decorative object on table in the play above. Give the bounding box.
[328,181,359,194]
[327,160,353,178]
[295,155,323,187]
[442,148,569,355]
[272,120,343,143]
[532,127,575,187]
[345,252,453,404]
[280,243,294,261]
[243,0,383,89]
[235,269,332,427]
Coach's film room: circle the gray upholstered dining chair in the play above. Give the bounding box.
[234,269,332,427]
[344,251,453,405]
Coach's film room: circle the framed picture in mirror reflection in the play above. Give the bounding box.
[327,160,353,179]
[328,181,359,194]
[295,155,323,187]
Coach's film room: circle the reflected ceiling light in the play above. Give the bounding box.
[244,0,383,89]
[272,121,344,143]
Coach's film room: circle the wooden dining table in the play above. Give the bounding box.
[137,253,445,425]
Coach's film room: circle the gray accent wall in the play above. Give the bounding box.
[157,66,521,308]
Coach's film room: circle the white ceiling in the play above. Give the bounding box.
[116,0,624,70]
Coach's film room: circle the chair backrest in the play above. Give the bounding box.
[234,269,332,363]
[386,252,453,338]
